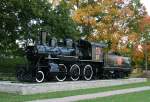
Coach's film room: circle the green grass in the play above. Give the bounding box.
[79,90,150,102]
[0,81,150,102]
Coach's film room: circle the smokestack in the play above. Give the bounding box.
[40,31,47,45]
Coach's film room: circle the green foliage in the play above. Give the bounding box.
[46,0,80,39]
[0,57,25,73]
[0,0,79,56]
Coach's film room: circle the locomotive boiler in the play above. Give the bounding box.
[16,31,131,82]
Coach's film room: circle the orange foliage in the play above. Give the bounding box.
[120,7,134,17]
[72,0,146,53]
[71,0,148,67]
[72,4,101,25]
[115,0,123,3]
[140,16,150,31]
[128,32,139,42]
[131,43,150,67]
[132,45,144,66]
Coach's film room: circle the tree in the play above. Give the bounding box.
[139,16,150,69]
[0,0,79,56]
[72,0,146,52]
[46,0,80,39]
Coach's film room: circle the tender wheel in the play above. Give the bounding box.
[35,70,45,83]
[70,64,80,81]
[83,65,93,81]
[55,64,67,82]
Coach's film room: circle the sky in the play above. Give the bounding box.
[141,0,150,15]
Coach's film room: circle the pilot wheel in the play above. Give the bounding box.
[35,70,45,83]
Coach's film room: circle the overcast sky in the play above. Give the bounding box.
[141,0,150,15]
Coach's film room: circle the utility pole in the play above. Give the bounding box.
[145,40,148,71]
[145,30,150,71]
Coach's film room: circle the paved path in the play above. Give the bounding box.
[29,86,150,102]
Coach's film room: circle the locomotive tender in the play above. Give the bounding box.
[16,31,131,82]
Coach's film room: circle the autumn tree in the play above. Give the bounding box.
[139,16,150,68]
[72,0,146,52]
[132,44,144,67]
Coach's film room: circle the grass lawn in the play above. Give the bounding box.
[79,90,150,102]
[0,81,150,102]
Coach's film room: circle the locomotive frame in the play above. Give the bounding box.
[16,31,131,82]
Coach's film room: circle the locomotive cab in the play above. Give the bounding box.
[78,40,92,60]
[77,40,106,61]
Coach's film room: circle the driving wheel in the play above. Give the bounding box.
[70,64,80,81]
[83,65,93,80]
[55,64,67,82]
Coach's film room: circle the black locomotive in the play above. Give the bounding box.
[16,31,131,82]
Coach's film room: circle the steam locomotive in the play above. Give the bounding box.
[16,31,131,82]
